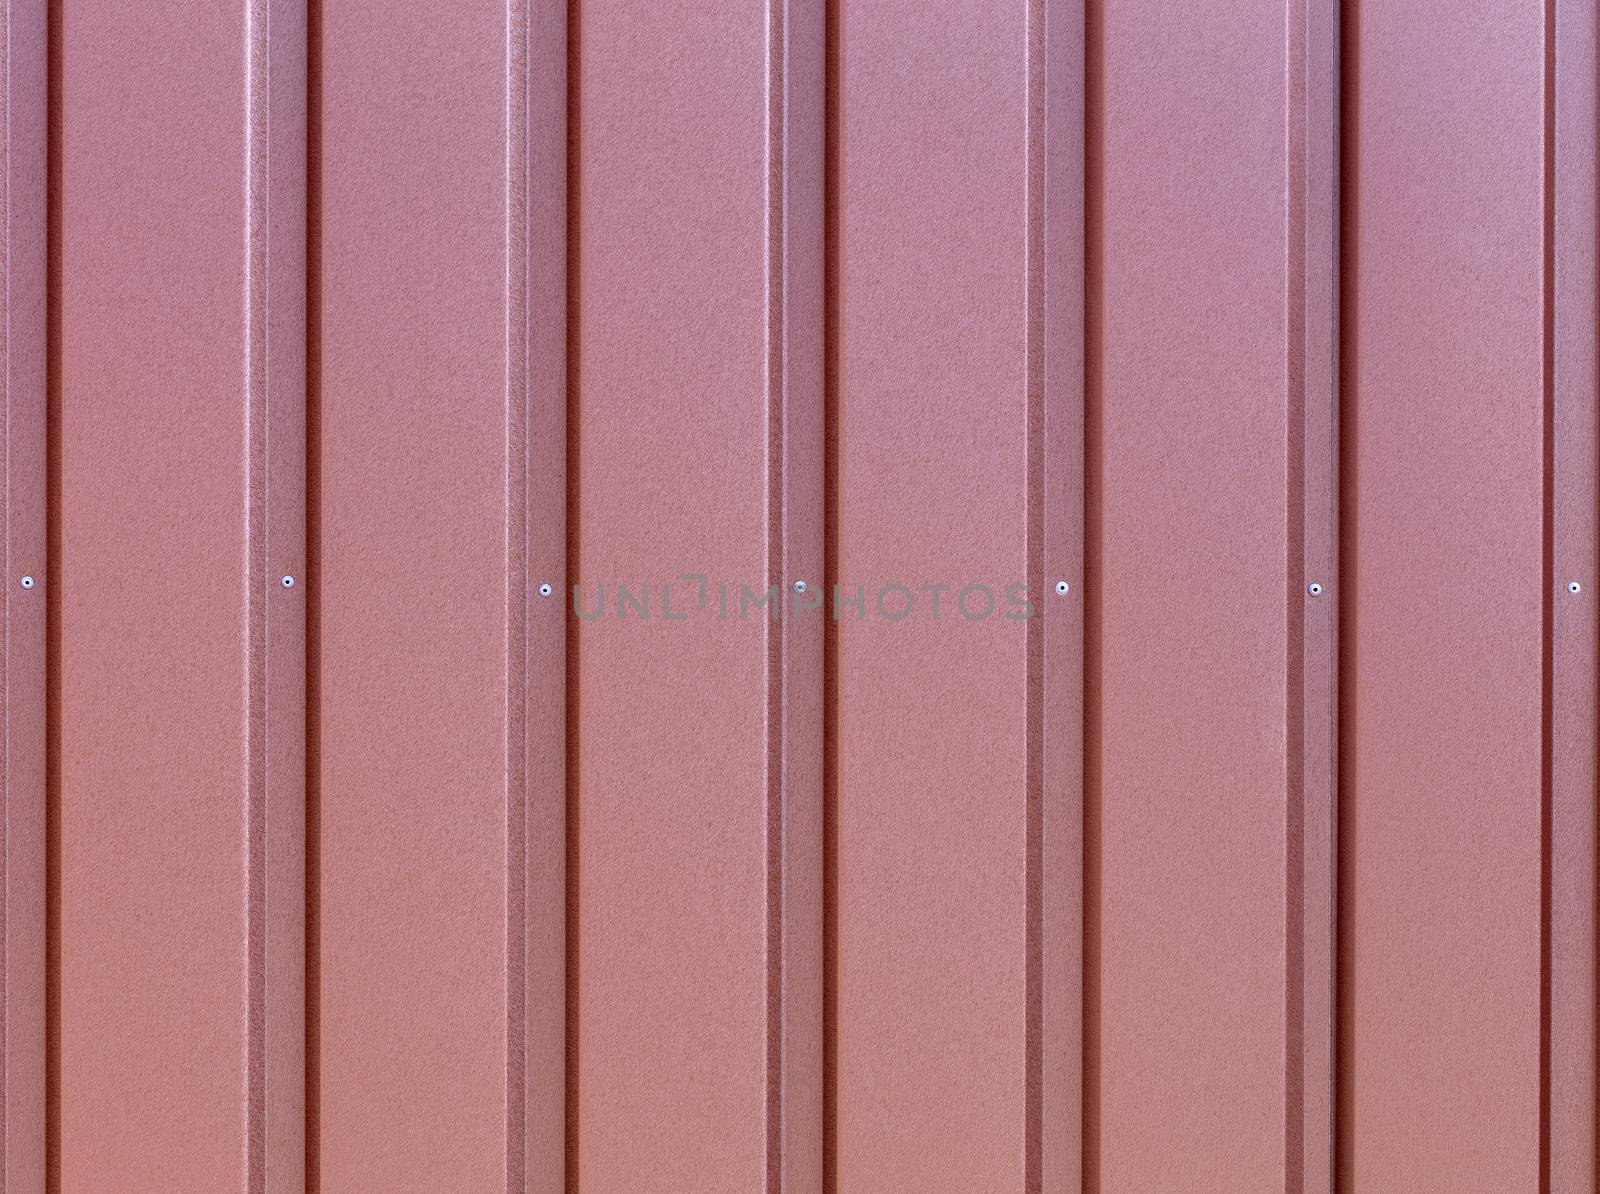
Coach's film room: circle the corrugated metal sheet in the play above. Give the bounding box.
[0,0,1587,1190]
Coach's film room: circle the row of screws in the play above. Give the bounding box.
[9,577,1592,596]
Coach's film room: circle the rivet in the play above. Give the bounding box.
[19,576,33,590]
[1053,580,1070,595]
[280,575,295,589]
[1308,582,1324,596]
[793,580,808,594]
[538,582,554,598]
[1570,581,1583,594]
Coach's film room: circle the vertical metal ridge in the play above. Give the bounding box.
[1,0,45,1187]
[1537,0,1555,1187]
[562,2,581,1185]
[1034,2,1086,1192]
[514,0,568,1188]
[41,0,56,1184]
[820,1,840,1185]
[1284,3,1309,1189]
[1081,0,1104,1187]
[302,0,322,1185]
[247,0,308,1187]
[763,3,787,1185]
[766,1,825,1188]
[1287,3,1338,1192]
[1291,3,1340,1193]
[242,0,271,1186]
[1023,3,1045,1189]
[1548,0,1598,1187]
[1332,2,1358,1188]
[503,1,531,1189]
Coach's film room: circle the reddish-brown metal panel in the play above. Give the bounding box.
[832,5,1029,1189]
[313,0,551,1188]
[569,1,823,1188]
[1093,2,1324,1189]
[54,0,305,1188]
[1338,1,1547,1189]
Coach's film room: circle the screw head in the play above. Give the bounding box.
[793,580,808,594]
[1307,582,1324,596]
[19,576,33,590]
[1570,581,1583,594]
[1053,580,1070,595]
[280,575,295,589]
[538,582,554,598]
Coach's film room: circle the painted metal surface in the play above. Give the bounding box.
[0,0,1584,1191]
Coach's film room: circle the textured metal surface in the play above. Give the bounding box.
[0,1,1589,1191]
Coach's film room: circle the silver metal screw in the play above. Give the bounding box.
[793,580,808,594]
[1053,580,1070,595]
[1308,582,1323,596]
[19,576,33,590]
[1570,581,1583,594]
[281,575,295,589]
[538,583,554,598]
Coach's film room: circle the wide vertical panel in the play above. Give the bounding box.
[833,5,1028,1189]
[55,0,305,1189]
[1,0,45,1190]
[569,0,822,1188]
[315,0,562,1189]
[1339,2,1545,1190]
[1093,1,1311,1189]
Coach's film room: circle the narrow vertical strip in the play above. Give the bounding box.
[513,0,569,1188]
[1537,0,1555,1187]
[767,1,826,1188]
[250,0,309,1187]
[1081,0,1104,1186]
[1284,0,1309,1183]
[1038,1,1087,1191]
[763,7,787,1187]
[504,0,531,1187]
[563,2,582,1188]
[1,0,48,1188]
[820,0,841,1185]
[41,0,58,1183]
[1294,2,1340,1193]
[1332,2,1358,1188]
[1547,0,1598,1187]
[1023,3,1046,1190]
[304,0,323,1184]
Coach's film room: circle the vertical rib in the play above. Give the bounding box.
[766,1,826,1188]
[1023,2,1045,1188]
[1293,3,1341,1193]
[504,0,530,1186]
[1547,0,1598,1187]
[1081,0,1104,1187]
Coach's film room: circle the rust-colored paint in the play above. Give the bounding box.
[0,1,1585,1191]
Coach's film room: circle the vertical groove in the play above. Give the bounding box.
[1332,0,1357,1188]
[42,0,59,1180]
[504,1,530,1191]
[243,0,270,1188]
[562,0,581,1185]
[820,0,840,1187]
[1023,0,1044,1190]
[763,4,786,1189]
[302,0,323,1184]
[1538,0,1556,1187]
[1284,1,1308,1191]
[1080,0,1103,1188]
